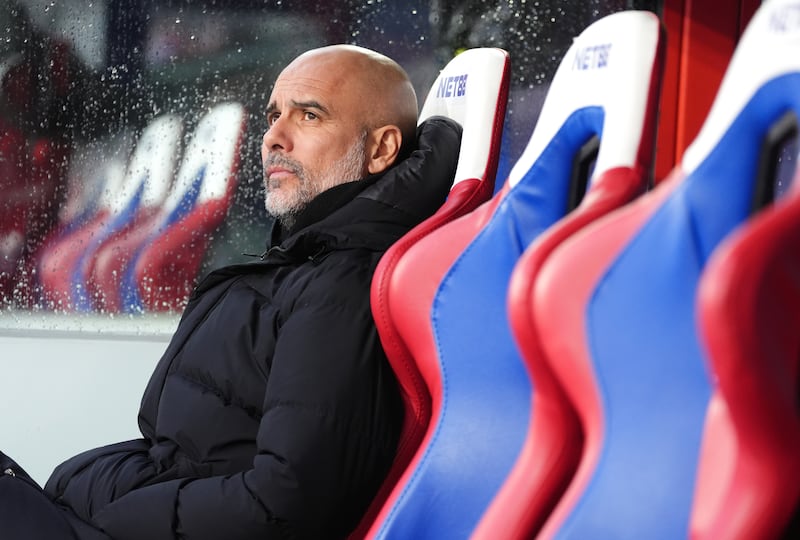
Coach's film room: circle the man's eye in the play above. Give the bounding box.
[304,111,318,121]
[267,113,280,126]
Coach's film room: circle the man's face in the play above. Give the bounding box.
[261,54,370,222]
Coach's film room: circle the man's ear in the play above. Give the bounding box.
[366,125,403,174]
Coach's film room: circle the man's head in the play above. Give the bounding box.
[261,44,418,227]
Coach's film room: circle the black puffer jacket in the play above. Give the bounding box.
[44,117,462,539]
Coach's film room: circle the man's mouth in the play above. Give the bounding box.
[264,153,303,187]
[266,166,295,180]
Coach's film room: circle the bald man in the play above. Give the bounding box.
[0,45,462,539]
[262,45,419,230]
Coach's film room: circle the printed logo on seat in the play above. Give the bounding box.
[436,74,468,98]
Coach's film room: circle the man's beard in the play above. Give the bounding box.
[263,131,368,230]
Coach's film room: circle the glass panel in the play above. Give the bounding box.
[0,0,659,319]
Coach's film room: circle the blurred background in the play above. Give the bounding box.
[0,0,658,312]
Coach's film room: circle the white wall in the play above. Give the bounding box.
[0,313,178,485]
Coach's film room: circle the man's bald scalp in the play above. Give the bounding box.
[287,45,418,154]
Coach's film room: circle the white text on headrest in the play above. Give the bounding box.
[573,44,612,70]
[436,74,468,98]
[769,3,800,32]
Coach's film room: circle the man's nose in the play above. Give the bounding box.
[262,117,291,153]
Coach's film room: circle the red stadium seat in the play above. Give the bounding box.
[352,47,510,539]
[692,164,800,538]
[530,1,800,537]
[86,115,183,312]
[368,11,663,539]
[28,132,133,310]
[692,175,800,540]
[129,102,246,313]
[35,137,131,311]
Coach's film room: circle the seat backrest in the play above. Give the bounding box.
[417,47,510,204]
[693,167,800,540]
[531,1,800,537]
[53,132,133,236]
[367,11,663,539]
[84,114,184,312]
[30,133,129,309]
[354,47,510,539]
[692,93,800,540]
[73,114,182,311]
[129,101,246,312]
[475,11,664,540]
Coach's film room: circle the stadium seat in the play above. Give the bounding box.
[36,115,182,311]
[530,1,800,537]
[367,11,663,539]
[351,47,510,539]
[692,138,800,538]
[475,11,664,540]
[29,131,133,309]
[86,117,184,312]
[122,102,245,313]
[692,167,800,540]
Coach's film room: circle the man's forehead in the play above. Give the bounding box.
[268,69,346,109]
